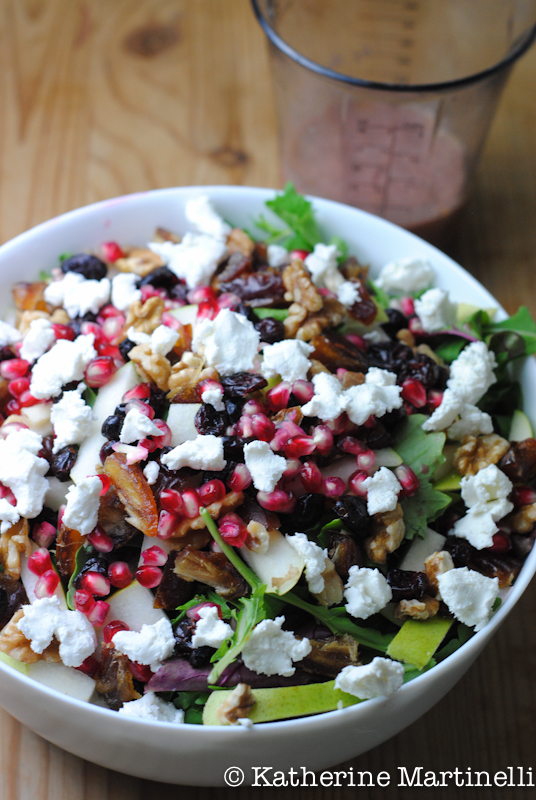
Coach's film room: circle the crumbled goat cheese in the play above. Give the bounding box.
[127,326,151,345]
[344,368,403,426]
[191,606,233,649]
[237,717,254,729]
[112,617,176,672]
[243,440,287,492]
[0,320,21,346]
[150,324,179,357]
[335,657,405,699]
[241,616,311,677]
[192,309,260,377]
[201,384,225,411]
[17,596,96,668]
[375,257,435,294]
[261,339,314,383]
[362,467,402,515]
[50,384,93,453]
[344,566,393,619]
[30,334,97,399]
[111,273,141,311]
[301,372,346,421]
[286,533,329,594]
[143,461,160,485]
[63,476,102,536]
[422,388,462,432]
[414,288,457,333]
[118,692,184,723]
[453,464,513,549]
[446,404,493,440]
[437,567,499,631]
[20,318,55,362]
[150,233,227,289]
[0,498,19,530]
[304,243,343,292]
[185,195,231,240]
[363,328,390,344]
[267,243,289,267]
[0,429,49,532]
[161,434,226,472]
[120,408,161,444]
[447,340,498,405]
[337,281,359,308]
[44,271,111,318]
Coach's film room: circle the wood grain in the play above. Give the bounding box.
[1,1,536,798]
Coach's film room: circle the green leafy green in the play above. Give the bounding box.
[253,308,289,321]
[478,377,523,438]
[466,306,536,368]
[394,415,451,539]
[434,623,473,662]
[264,183,323,251]
[172,691,210,724]
[39,270,52,282]
[66,544,93,610]
[58,252,73,263]
[316,518,342,548]
[329,235,348,263]
[368,280,390,311]
[172,591,235,625]
[433,337,468,364]
[486,306,536,357]
[83,386,98,408]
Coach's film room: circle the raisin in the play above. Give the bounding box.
[283,493,325,532]
[0,575,28,630]
[221,436,254,461]
[195,403,229,436]
[221,373,267,398]
[387,569,429,602]
[171,283,189,302]
[346,279,377,326]
[61,254,108,281]
[102,414,124,441]
[368,341,448,390]
[255,317,285,344]
[333,496,371,537]
[498,439,536,483]
[0,347,15,363]
[147,385,168,419]
[138,266,178,292]
[224,398,244,424]
[219,269,286,305]
[381,308,408,338]
[119,338,135,362]
[49,446,78,481]
[100,440,117,464]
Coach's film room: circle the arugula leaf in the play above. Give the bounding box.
[66,544,93,610]
[264,183,323,251]
[39,270,51,282]
[486,306,536,356]
[329,235,348,263]
[434,623,473,662]
[172,592,235,625]
[253,214,292,244]
[368,280,390,311]
[433,337,468,364]
[393,415,451,540]
[83,386,98,408]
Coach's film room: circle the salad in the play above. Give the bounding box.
[0,185,535,727]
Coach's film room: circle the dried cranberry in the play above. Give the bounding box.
[444,535,523,588]
[221,372,267,398]
[49,446,78,481]
[0,347,15,363]
[172,619,216,666]
[329,533,363,580]
[195,404,229,437]
[333,496,371,537]
[102,414,124,441]
[118,338,135,362]
[236,302,258,324]
[387,569,429,602]
[368,340,448,390]
[381,308,408,338]
[100,440,117,463]
[498,439,536,483]
[219,269,286,304]
[282,493,325,532]
[138,267,178,292]
[0,577,28,630]
[360,421,393,449]
[221,436,253,461]
[61,254,108,281]
[255,317,285,344]
[223,399,243,424]
[345,280,377,326]
[147,385,168,419]
[75,555,110,588]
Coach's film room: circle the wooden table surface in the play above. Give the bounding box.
[1,2,536,798]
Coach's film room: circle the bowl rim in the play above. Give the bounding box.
[0,184,535,734]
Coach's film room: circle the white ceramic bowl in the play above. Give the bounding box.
[0,187,534,786]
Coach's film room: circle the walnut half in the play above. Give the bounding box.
[365,503,405,564]
[215,683,256,725]
[454,434,510,477]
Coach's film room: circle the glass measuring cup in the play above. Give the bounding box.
[252,0,536,244]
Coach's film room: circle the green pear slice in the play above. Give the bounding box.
[26,661,96,701]
[399,528,446,572]
[167,403,201,446]
[456,303,497,323]
[386,617,453,669]
[0,650,29,675]
[433,471,461,492]
[170,304,198,328]
[241,529,304,595]
[203,680,360,725]
[509,409,534,442]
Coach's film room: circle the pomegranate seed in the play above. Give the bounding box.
[289,249,310,260]
[84,356,116,388]
[57,505,65,528]
[102,241,125,262]
[76,656,99,678]
[339,436,367,456]
[269,420,304,452]
[427,390,444,410]
[257,489,296,514]
[8,377,30,398]
[32,521,56,548]
[19,391,40,408]
[123,383,152,402]
[102,315,125,344]
[0,485,16,505]
[266,382,292,412]
[322,476,346,498]
[80,321,104,346]
[125,398,155,419]
[197,298,219,321]
[300,461,323,493]
[282,458,302,481]
[401,378,427,408]
[327,414,348,435]
[0,359,30,380]
[408,316,424,335]
[141,285,167,302]
[344,334,368,352]
[242,398,269,416]
[157,510,179,539]
[34,570,60,599]
[129,662,153,682]
[98,343,121,360]
[395,464,420,497]
[357,449,376,472]
[5,399,21,415]
[87,601,110,626]
[74,590,96,615]
[103,620,130,643]
[291,380,314,404]
[160,488,184,514]
[28,548,53,576]
[160,311,184,331]
[487,532,512,554]
[182,489,201,518]
[52,323,75,341]
[227,463,252,492]
[250,413,275,442]
[511,486,536,507]
[186,602,222,621]
[236,415,254,438]
[400,297,415,317]
[284,435,316,458]
[80,571,111,597]
[135,565,162,588]
[138,437,158,453]
[141,545,168,567]
[312,425,334,456]
[151,418,172,448]
[348,470,369,497]
[219,512,248,547]
[198,479,226,506]
[108,561,133,588]
[98,303,124,320]
[217,292,241,311]
[188,286,217,305]
[87,525,114,553]
[98,475,111,496]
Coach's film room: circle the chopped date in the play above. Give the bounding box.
[498,439,536,483]
[154,551,196,610]
[328,532,364,580]
[310,331,370,373]
[444,535,523,589]
[215,252,252,286]
[346,279,377,326]
[333,495,372,537]
[219,269,286,305]
[221,372,267,398]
